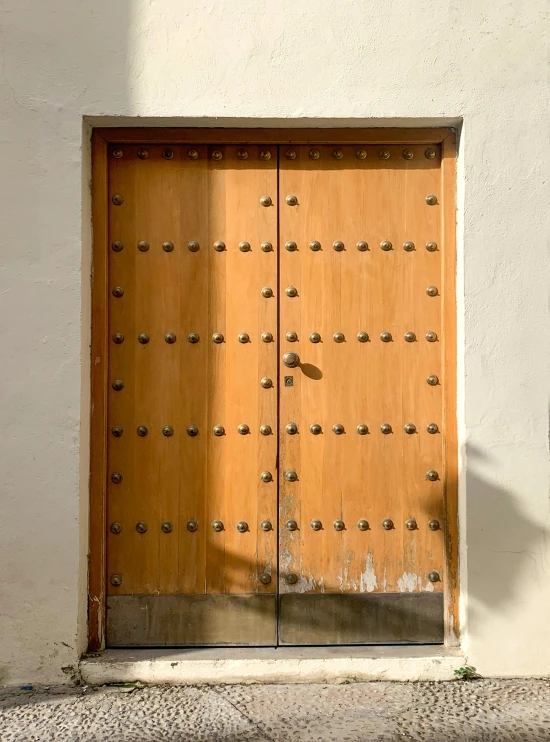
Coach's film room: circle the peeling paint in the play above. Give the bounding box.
[360,552,377,593]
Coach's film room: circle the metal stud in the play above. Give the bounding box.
[110,522,122,534]
[237,149,248,160]
[427,375,439,386]
[236,521,248,533]
[283,351,300,368]
[212,333,224,344]
[162,241,174,252]
[260,519,272,531]
[427,423,439,434]
[379,149,391,160]
[211,150,223,160]
[260,424,272,436]
[357,519,369,531]
[426,470,439,481]
[136,240,149,252]
[238,424,249,435]
[286,194,298,206]
[113,332,124,344]
[259,573,271,584]
[356,149,367,160]
[112,286,124,298]
[285,573,298,584]
[260,471,272,483]
[404,331,416,343]
[285,286,298,297]
[260,377,272,389]
[333,519,345,531]
[111,426,123,437]
[260,150,272,160]
[332,149,343,160]
[356,241,369,251]
[403,241,415,252]
[112,379,124,391]
[285,149,296,160]
[425,148,436,160]
[285,240,297,252]
[187,425,199,436]
[425,194,437,206]
[380,332,392,343]
[136,522,147,534]
[239,241,251,252]
[406,518,417,530]
[110,574,122,586]
[357,331,369,343]
[112,194,124,206]
[188,149,199,160]
[404,423,417,435]
[261,241,273,252]
[309,332,321,343]
[111,241,123,252]
[333,423,345,435]
[188,332,199,343]
[111,472,123,484]
[426,241,438,252]
[261,287,274,298]
[426,285,438,297]
[161,521,173,533]
[333,332,345,343]
[162,426,174,437]
[310,423,322,435]
[402,149,414,160]
[309,149,320,160]
[260,195,272,207]
[212,520,224,532]
[238,332,249,344]
[261,332,273,343]
[380,240,392,251]
[187,520,198,532]
[284,470,298,482]
[380,423,392,434]
[286,422,298,435]
[428,570,440,582]
[382,518,393,530]
[285,331,298,342]
[213,425,225,436]
[188,240,200,253]
[333,240,345,252]
[213,241,225,252]
[165,333,177,344]
[426,331,438,342]
[137,149,148,160]
[357,424,369,435]
[163,148,174,160]
[138,332,150,344]
[285,519,298,530]
[137,425,148,437]
[429,520,440,531]
[309,240,321,252]
[112,148,123,159]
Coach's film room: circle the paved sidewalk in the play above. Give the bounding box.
[2,679,550,741]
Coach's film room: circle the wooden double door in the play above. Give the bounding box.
[100,135,456,647]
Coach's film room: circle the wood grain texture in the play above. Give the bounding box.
[278,145,445,598]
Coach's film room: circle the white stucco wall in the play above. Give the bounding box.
[0,0,548,685]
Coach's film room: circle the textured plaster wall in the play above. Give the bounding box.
[0,0,548,685]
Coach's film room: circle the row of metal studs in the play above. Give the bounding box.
[112,148,438,161]
[111,239,438,253]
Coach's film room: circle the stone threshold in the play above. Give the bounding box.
[80,645,465,685]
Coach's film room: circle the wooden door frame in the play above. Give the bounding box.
[89,127,458,651]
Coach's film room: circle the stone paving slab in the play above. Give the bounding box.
[1,680,550,741]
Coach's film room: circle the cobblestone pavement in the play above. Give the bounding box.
[2,679,550,741]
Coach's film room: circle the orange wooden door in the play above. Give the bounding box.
[102,138,451,647]
[106,144,278,645]
[278,144,446,644]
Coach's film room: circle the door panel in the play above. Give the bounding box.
[278,145,445,644]
[106,144,278,645]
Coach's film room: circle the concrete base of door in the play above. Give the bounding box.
[81,645,464,685]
